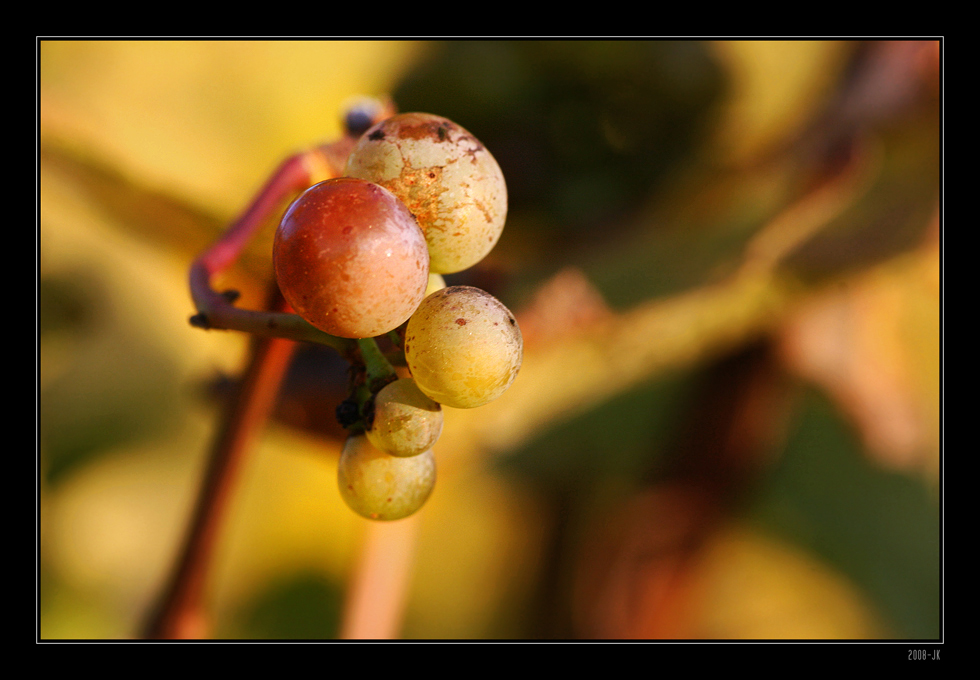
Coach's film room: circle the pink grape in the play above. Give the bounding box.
[273,177,429,339]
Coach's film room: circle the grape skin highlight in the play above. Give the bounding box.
[405,286,523,409]
[273,177,429,339]
[337,434,436,521]
[345,113,507,275]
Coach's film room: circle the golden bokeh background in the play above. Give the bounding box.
[39,40,940,641]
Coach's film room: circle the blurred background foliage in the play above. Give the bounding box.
[39,40,940,640]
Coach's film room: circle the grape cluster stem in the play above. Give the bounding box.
[357,337,398,391]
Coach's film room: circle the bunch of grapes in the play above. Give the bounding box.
[273,113,522,521]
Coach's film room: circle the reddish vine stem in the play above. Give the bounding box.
[143,288,297,639]
[185,99,394,353]
[148,99,403,639]
[187,147,355,354]
[145,141,348,639]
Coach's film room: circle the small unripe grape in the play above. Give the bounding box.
[425,273,446,298]
[404,286,523,409]
[274,177,429,339]
[345,113,507,275]
[337,434,436,521]
[367,378,444,458]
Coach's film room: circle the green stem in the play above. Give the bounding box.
[357,337,397,392]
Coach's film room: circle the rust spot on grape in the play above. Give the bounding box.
[463,142,486,163]
[342,226,353,235]
[509,317,516,325]
[456,318,467,325]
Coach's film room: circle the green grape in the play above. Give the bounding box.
[344,112,507,275]
[367,378,444,458]
[273,177,429,339]
[337,434,436,521]
[404,286,523,409]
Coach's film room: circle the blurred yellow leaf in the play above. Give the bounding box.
[709,41,850,164]
[690,524,888,639]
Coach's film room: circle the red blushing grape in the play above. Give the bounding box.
[274,178,429,339]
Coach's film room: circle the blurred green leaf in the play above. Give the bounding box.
[751,389,940,639]
[394,41,725,248]
[226,572,343,640]
[497,371,693,489]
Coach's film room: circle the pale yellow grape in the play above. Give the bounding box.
[337,434,436,521]
[367,378,444,457]
[404,286,523,409]
[345,113,508,275]
[425,273,446,298]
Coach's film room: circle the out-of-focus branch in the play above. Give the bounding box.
[144,287,298,639]
[456,267,795,455]
[340,517,421,639]
[445,129,880,458]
